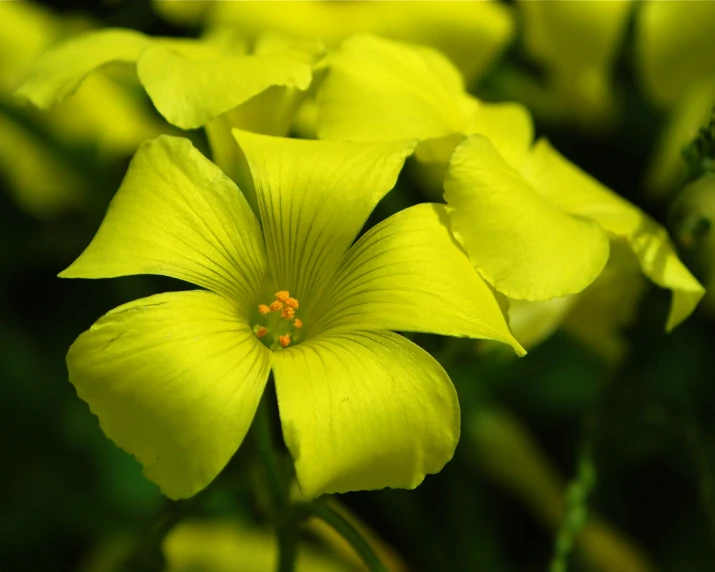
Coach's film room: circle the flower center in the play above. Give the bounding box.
[252,290,303,350]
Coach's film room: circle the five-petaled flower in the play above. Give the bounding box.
[62,131,524,500]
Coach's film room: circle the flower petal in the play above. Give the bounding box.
[272,330,459,497]
[60,135,266,310]
[211,1,513,82]
[444,134,610,301]
[314,203,524,355]
[468,102,534,171]
[232,129,414,307]
[136,42,317,129]
[631,220,705,332]
[15,28,149,109]
[205,85,308,207]
[67,290,272,499]
[317,34,475,143]
[527,139,705,330]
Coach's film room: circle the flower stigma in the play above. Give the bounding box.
[253,291,303,350]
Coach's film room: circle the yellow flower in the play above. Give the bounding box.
[15,27,323,202]
[0,3,161,217]
[62,132,523,500]
[445,134,704,333]
[637,1,715,109]
[163,520,344,572]
[317,35,528,167]
[316,34,704,333]
[81,519,347,572]
[154,0,515,83]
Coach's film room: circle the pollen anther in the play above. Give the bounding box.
[255,291,302,348]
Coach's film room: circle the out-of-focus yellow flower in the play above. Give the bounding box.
[63,132,523,500]
[0,2,65,93]
[16,27,323,202]
[163,520,346,572]
[16,28,320,131]
[0,3,162,217]
[318,34,703,334]
[317,34,531,173]
[154,0,514,83]
[517,0,633,128]
[637,1,715,109]
[79,520,349,572]
[636,1,715,195]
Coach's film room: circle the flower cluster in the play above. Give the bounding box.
[15,2,705,501]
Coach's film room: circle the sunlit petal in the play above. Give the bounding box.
[444,135,610,301]
[68,291,272,499]
[60,136,266,311]
[527,139,705,330]
[315,203,524,355]
[232,129,414,309]
[273,330,459,497]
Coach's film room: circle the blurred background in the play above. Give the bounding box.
[2,1,715,571]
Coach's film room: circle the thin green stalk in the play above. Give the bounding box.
[297,501,387,572]
[252,386,299,572]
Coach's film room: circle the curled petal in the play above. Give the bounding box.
[444,135,610,301]
[16,28,149,109]
[137,41,318,129]
[527,139,705,330]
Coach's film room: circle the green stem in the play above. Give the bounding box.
[297,501,387,572]
[252,386,298,572]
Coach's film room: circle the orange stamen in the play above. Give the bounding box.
[279,334,291,347]
[281,306,295,320]
[294,319,303,329]
[269,300,283,312]
[275,291,290,303]
[286,297,299,309]
[256,327,268,338]
[258,304,270,315]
